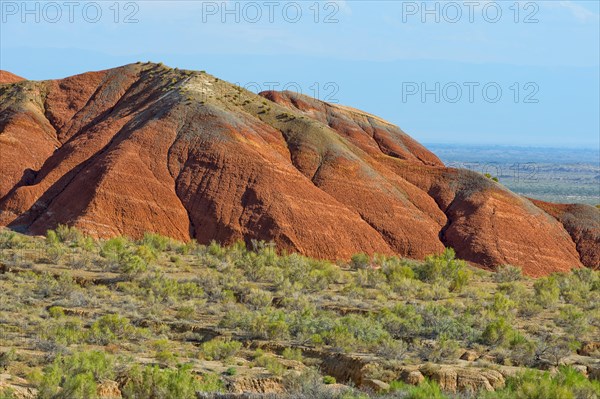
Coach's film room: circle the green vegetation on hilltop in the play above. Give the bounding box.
[0,227,598,398]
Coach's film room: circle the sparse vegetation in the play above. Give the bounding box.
[484,172,499,182]
[0,228,598,398]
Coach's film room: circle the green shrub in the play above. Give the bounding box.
[557,305,588,335]
[155,350,177,365]
[44,243,65,264]
[419,303,471,341]
[39,317,85,346]
[482,366,600,399]
[389,379,448,399]
[417,248,471,292]
[87,314,142,345]
[377,338,409,360]
[176,305,195,320]
[534,275,561,308]
[122,364,215,398]
[45,230,60,246]
[378,304,424,339]
[55,224,84,245]
[350,253,370,270]
[322,375,336,384]
[121,254,148,276]
[321,314,389,352]
[557,269,598,306]
[0,230,28,249]
[488,293,517,317]
[0,349,16,369]
[141,233,171,252]
[534,334,574,367]
[282,347,303,362]
[139,274,204,303]
[37,351,114,399]
[253,351,285,376]
[207,240,225,258]
[356,268,387,288]
[199,339,242,361]
[383,260,415,283]
[517,296,543,317]
[481,317,519,347]
[0,387,16,399]
[47,306,65,318]
[420,333,460,362]
[34,273,78,298]
[242,287,273,309]
[100,237,130,265]
[135,244,157,264]
[494,265,523,282]
[230,308,291,340]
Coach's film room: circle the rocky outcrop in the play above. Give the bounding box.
[578,342,600,357]
[319,353,373,386]
[589,364,600,381]
[399,369,426,385]
[361,379,390,393]
[460,350,479,361]
[96,380,122,398]
[0,63,594,276]
[0,375,37,399]
[227,376,283,394]
[417,364,505,393]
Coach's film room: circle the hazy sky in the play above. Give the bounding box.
[1,0,599,148]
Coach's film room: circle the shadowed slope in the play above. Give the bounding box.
[530,199,600,270]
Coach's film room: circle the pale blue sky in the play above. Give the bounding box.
[1,0,599,148]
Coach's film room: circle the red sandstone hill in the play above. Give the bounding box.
[0,71,25,84]
[0,63,597,276]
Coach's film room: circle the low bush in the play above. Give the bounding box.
[417,249,471,292]
[481,317,520,347]
[419,333,460,362]
[36,351,114,399]
[0,230,28,249]
[253,350,285,376]
[141,232,173,252]
[322,375,336,385]
[389,379,448,399]
[122,364,221,398]
[534,275,561,308]
[350,253,371,270]
[481,366,600,399]
[38,317,85,346]
[378,304,424,340]
[377,338,409,360]
[534,334,575,367]
[87,314,143,345]
[100,236,130,266]
[55,224,85,245]
[199,339,242,361]
[557,304,588,335]
[494,265,523,283]
[0,349,16,369]
[139,274,205,303]
[282,347,303,362]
